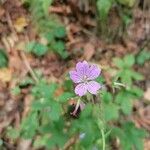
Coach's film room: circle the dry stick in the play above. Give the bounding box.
[63,135,78,150]
[5,12,38,83]
[20,52,39,83]
[6,12,18,42]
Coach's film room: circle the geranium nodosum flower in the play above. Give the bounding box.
[69,61,101,96]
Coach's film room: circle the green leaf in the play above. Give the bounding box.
[33,43,48,56]
[113,58,124,68]
[19,76,34,87]
[121,98,132,115]
[63,79,74,92]
[6,126,20,139]
[130,71,144,81]
[117,0,136,7]
[33,135,50,148]
[124,54,135,67]
[112,122,146,150]
[102,91,112,103]
[52,41,68,59]
[42,0,53,16]
[80,104,93,119]
[25,42,48,56]
[58,92,73,102]
[49,102,61,121]
[21,111,38,138]
[129,86,143,97]
[104,103,119,121]
[123,122,146,150]
[120,70,132,85]
[96,76,105,84]
[0,49,8,68]
[11,86,21,95]
[97,0,113,22]
[53,26,66,38]
[44,32,54,42]
[136,50,150,65]
[34,82,57,99]
[115,90,134,115]
[122,13,132,26]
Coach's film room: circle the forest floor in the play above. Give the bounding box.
[0,0,150,149]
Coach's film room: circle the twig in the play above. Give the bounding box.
[1,37,11,53]
[20,52,39,83]
[6,12,18,40]
[63,135,78,150]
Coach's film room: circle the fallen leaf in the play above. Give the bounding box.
[144,88,150,101]
[0,68,12,82]
[14,17,28,32]
[0,6,5,17]
[83,43,95,60]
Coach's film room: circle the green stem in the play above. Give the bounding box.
[101,128,105,150]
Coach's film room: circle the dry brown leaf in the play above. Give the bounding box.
[0,6,5,17]
[144,88,150,101]
[83,43,95,60]
[14,17,28,32]
[0,68,12,82]
[144,139,150,150]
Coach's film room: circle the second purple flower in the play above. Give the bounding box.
[69,61,101,96]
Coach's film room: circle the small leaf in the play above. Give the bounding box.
[11,86,21,95]
[25,42,48,56]
[52,41,68,59]
[0,49,8,68]
[113,58,124,68]
[53,26,66,38]
[121,70,132,86]
[117,0,136,7]
[136,50,150,65]
[42,0,53,16]
[121,98,132,115]
[0,68,12,82]
[131,71,144,81]
[102,91,112,103]
[6,126,20,139]
[33,43,48,56]
[97,0,113,22]
[49,102,61,121]
[104,103,119,121]
[58,92,73,102]
[124,54,135,67]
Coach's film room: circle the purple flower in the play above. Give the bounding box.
[69,61,101,96]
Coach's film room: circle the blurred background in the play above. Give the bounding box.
[0,0,149,150]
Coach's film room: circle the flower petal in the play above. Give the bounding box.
[87,81,101,95]
[76,61,90,77]
[87,65,101,80]
[69,70,82,83]
[75,83,87,96]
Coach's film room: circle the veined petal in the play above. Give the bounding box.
[76,61,90,77]
[75,83,87,96]
[87,65,101,80]
[87,81,101,95]
[69,70,82,83]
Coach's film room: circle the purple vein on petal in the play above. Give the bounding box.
[75,83,87,96]
[87,65,101,80]
[76,61,89,77]
[69,70,82,83]
[87,81,101,94]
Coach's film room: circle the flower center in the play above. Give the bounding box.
[82,75,88,83]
